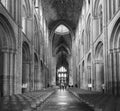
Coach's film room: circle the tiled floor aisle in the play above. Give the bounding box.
[39,89,94,111]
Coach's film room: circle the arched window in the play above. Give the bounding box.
[22,17,26,33]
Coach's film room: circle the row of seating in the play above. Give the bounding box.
[0,88,55,111]
[68,88,120,111]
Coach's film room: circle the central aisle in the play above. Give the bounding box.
[39,89,94,111]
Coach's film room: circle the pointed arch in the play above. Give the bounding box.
[93,0,100,17]
[95,41,103,60]
[110,17,120,49]
[0,14,16,50]
[50,21,74,42]
[22,41,31,93]
[55,24,69,34]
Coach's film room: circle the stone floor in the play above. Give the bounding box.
[39,89,94,111]
[2,87,120,111]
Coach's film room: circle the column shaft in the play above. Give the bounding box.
[9,52,13,95]
[95,61,104,91]
[3,51,9,96]
[113,52,117,95]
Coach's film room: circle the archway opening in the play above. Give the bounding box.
[51,23,72,87]
[22,42,30,93]
[95,42,104,91]
[87,53,92,90]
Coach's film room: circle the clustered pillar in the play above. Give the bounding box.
[109,49,120,96]
[2,49,15,96]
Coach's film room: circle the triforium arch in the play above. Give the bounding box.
[95,41,104,91]
[87,53,92,90]
[93,0,103,37]
[0,14,16,97]
[109,17,120,96]
[22,0,32,34]
[22,41,31,93]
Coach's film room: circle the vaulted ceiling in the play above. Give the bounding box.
[41,0,83,32]
[41,0,83,68]
[52,32,72,68]
[52,33,72,56]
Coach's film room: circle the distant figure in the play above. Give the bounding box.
[47,84,49,88]
[60,83,64,90]
[102,84,105,93]
[75,84,78,88]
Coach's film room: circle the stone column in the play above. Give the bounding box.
[36,65,40,90]
[92,62,96,91]
[13,52,16,94]
[119,52,120,95]
[113,51,117,95]
[29,61,34,91]
[80,65,82,88]
[34,66,36,90]
[87,66,91,83]
[38,63,42,89]
[108,52,113,94]
[69,57,73,86]
[115,50,120,95]
[2,49,9,96]
[34,65,39,90]
[95,60,104,91]
[9,50,14,95]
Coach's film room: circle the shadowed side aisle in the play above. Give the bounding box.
[38,89,94,111]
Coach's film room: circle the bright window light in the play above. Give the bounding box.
[58,66,67,72]
[55,25,69,34]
